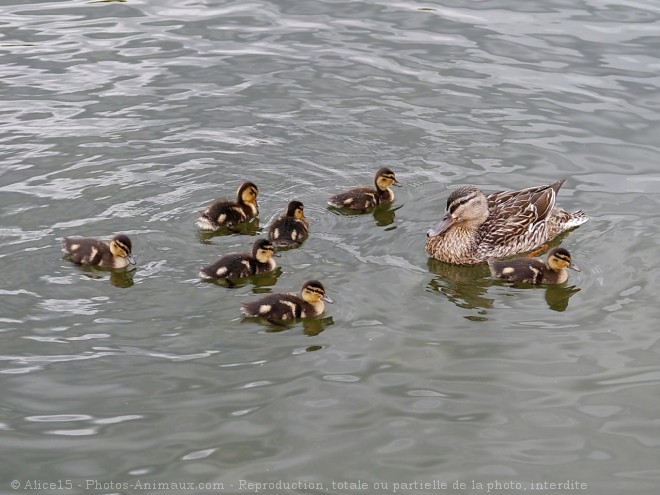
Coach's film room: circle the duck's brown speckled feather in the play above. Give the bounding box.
[426,180,589,265]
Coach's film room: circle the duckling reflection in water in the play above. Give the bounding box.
[328,167,401,211]
[61,234,136,269]
[241,280,333,322]
[199,239,277,281]
[488,247,580,285]
[268,200,309,247]
[197,181,259,231]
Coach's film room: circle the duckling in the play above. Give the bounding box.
[197,181,259,230]
[61,234,136,269]
[425,180,589,265]
[268,200,309,247]
[241,279,333,320]
[328,167,401,211]
[199,238,277,280]
[488,247,580,284]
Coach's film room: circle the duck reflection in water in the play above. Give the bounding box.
[427,259,495,312]
[71,265,136,288]
[241,315,334,336]
[196,217,261,242]
[373,203,402,229]
[426,258,581,312]
[204,267,282,290]
[329,202,402,229]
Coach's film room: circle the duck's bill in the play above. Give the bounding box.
[392,180,402,187]
[323,295,335,304]
[427,213,454,237]
[569,262,580,272]
[126,253,137,265]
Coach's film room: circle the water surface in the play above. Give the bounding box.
[1,0,660,493]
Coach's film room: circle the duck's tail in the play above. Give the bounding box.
[564,209,590,230]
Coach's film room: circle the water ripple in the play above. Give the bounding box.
[1,0,659,489]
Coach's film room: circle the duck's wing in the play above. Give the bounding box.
[477,181,564,255]
[487,181,562,233]
[488,178,562,205]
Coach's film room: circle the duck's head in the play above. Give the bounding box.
[374,167,401,191]
[285,200,306,220]
[252,238,277,263]
[237,181,259,206]
[109,234,136,265]
[547,247,580,272]
[301,280,334,304]
[427,186,489,237]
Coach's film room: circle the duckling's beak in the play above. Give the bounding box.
[392,178,402,187]
[126,253,136,265]
[568,262,580,272]
[322,294,334,304]
[272,251,281,257]
[427,212,454,237]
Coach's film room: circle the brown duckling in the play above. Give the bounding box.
[61,234,135,269]
[241,279,333,320]
[199,238,276,280]
[328,167,400,211]
[268,200,309,247]
[197,181,258,230]
[488,247,580,284]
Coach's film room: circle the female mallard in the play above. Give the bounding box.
[268,200,309,247]
[61,234,136,269]
[199,238,276,280]
[197,181,258,230]
[488,247,580,284]
[328,167,400,211]
[425,180,589,265]
[241,279,333,320]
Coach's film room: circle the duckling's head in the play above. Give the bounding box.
[427,186,489,237]
[237,181,259,206]
[252,238,276,263]
[374,167,401,191]
[285,200,306,220]
[301,280,334,304]
[109,234,136,265]
[547,247,580,272]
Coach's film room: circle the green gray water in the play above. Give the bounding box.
[1,0,660,494]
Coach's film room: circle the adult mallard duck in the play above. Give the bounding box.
[61,234,136,269]
[488,247,580,284]
[241,280,333,320]
[199,238,277,280]
[425,180,588,265]
[268,200,309,247]
[196,181,258,230]
[328,167,400,211]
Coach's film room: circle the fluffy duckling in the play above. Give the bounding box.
[328,167,400,211]
[199,238,276,280]
[268,200,309,247]
[488,247,580,284]
[241,280,333,320]
[426,180,589,265]
[61,234,135,269]
[197,181,259,230]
